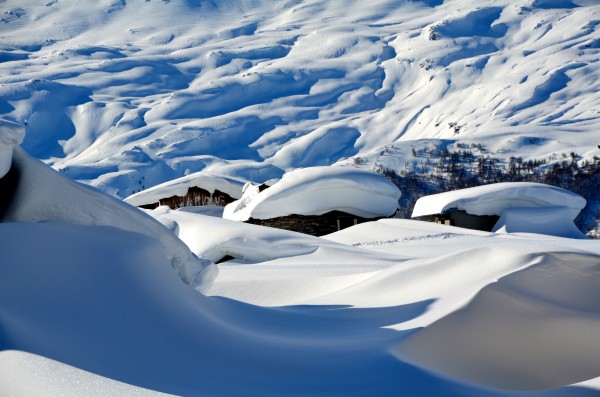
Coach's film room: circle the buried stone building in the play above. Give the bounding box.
[124,172,247,210]
[411,182,587,238]
[223,166,402,236]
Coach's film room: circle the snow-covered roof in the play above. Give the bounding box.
[124,171,247,207]
[223,166,401,221]
[411,182,586,220]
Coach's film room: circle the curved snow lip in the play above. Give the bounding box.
[3,147,216,289]
[224,166,401,221]
[411,182,586,219]
[0,119,25,179]
[394,251,600,391]
[493,206,587,239]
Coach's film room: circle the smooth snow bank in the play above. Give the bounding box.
[3,217,600,395]
[147,205,353,263]
[124,171,247,207]
[411,182,586,219]
[3,148,215,288]
[395,251,600,391]
[0,119,24,178]
[493,206,587,239]
[223,166,401,221]
[0,351,175,397]
[0,221,495,396]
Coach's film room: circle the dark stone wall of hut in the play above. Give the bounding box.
[139,187,236,210]
[247,211,380,236]
[449,210,499,232]
[414,210,499,232]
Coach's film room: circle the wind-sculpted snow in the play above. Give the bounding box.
[3,147,216,289]
[3,212,600,393]
[396,251,600,390]
[1,0,599,196]
[0,119,24,178]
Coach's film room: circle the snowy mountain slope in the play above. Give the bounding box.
[1,0,599,196]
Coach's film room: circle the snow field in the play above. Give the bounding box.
[1,1,599,196]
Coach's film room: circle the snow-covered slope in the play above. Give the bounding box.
[3,143,215,289]
[1,0,599,196]
[2,147,600,395]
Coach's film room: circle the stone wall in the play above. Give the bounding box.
[247,211,380,236]
[139,187,236,210]
[414,210,499,232]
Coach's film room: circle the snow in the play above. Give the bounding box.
[395,251,600,390]
[223,166,401,221]
[124,171,246,207]
[3,147,215,289]
[0,350,175,397]
[0,119,24,178]
[493,206,587,239]
[3,200,600,395]
[1,1,599,196]
[2,0,600,395]
[411,182,586,218]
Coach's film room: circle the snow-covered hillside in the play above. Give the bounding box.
[1,0,599,197]
[3,2,600,395]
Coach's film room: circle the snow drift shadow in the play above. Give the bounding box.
[395,251,600,391]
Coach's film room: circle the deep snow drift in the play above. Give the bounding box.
[223,166,401,221]
[396,251,600,390]
[2,142,215,288]
[4,212,600,396]
[2,0,600,395]
[1,0,599,196]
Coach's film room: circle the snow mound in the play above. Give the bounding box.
[223,166,401,221]
[412,182,586,219]
[147,206,335,263]
[0,350,175,397]
[493,206,587,239]
[124,171,247,207]
[0,119,25,178]
[3,148,215,288]
[395,251,600,391]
